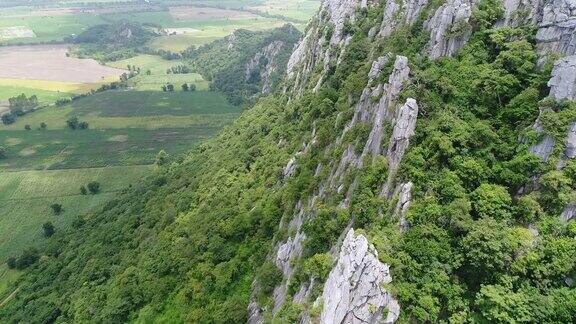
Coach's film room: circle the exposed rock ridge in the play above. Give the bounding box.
[536,0,576,57]
[245,40,285,94]
[393,182,413,232]
[425,0,478,60]
[327,55,411,197]
[548,55,576,100]
[499,0,543,26]
[379,0,430,37]
[286,0,367,95]
[319,229,400,324]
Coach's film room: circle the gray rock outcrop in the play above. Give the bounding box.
[387,98,419,171]
[320,229,400,324]
[425,0,477,60]
[394,182,413,232]
[564,122,576,158]
[530,135,556,162]
[245,41,285,94]
[561,203,576,221]
[548,55,576,100]
[499,0,543,26]
[379,0,429,37]
[536,0,576,56]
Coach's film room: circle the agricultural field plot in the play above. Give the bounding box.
[0,83,73,104]
[129,73,210,91]
[0,45,125,83]
[149,33,219,51]
[107,54,176,75]
[107,55,210,90]
[249,0,320,21]
[0,165,150,266]
[0,12,106,44]
[71,90,233,117]
[168,6,260,20]
[0,126,219,171]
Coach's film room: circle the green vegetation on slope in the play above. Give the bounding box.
[1,0,575,323]
[186,24,301,105]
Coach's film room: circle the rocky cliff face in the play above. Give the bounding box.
[252,0,576,322]
[245,40,286,94]
[319,229,399,324]
[425,0,478,59]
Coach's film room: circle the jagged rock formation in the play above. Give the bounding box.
[286,0,361,94]
[536,0,576,57]
[394,182,413,232]
[386,98,419,173]
[548,55,576,100]
[425,0,477,59]
[564,122,576,158]
[499,0,543,26]
[245,40,285,94]
[319,229,400,324]
[258,0,576,322]
[379,0,429,37]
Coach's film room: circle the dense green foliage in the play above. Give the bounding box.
[2,0,575,323]
[185,24,301,105]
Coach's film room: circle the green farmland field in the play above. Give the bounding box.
[0,165,150,270]
[0,126,221,170]
[72,90,233,117]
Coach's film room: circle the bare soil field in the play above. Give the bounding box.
[169,6,259,21]
[0,45,125,83]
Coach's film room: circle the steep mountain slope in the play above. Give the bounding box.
[2,0,576,323]
[185,25,302,105]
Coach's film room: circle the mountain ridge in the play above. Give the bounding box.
[2,0,576,322]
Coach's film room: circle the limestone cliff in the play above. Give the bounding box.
[251,0,576,322]
[319,229,399,324]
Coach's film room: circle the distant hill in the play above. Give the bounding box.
[185,24,301,105]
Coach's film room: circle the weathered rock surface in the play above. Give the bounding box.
[379,0,429,37]
[320,229,399,324]
[536,0,576,56]
[530,134,556,162]
[394,182,413,232]
[564,122,576,158]
[425,0,477,60]
[548,55,576,100]
[561,203,576,221]
[245,40,285,94]
[387,98,419,171]
[324,0,359,44]
[499,0,543,26]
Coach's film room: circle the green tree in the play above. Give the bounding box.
[50,203,63,215]
[461,218,513,284]
[40,122,47,130]
[470,183,512,220]
[80,186,87,195]
[303,253,333,281]
[0,146,6,159]
[42,222,55,237]
[66,117,79,129]
[181,83,189,91]
[87,181,101,194]
[25,124,31,130]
